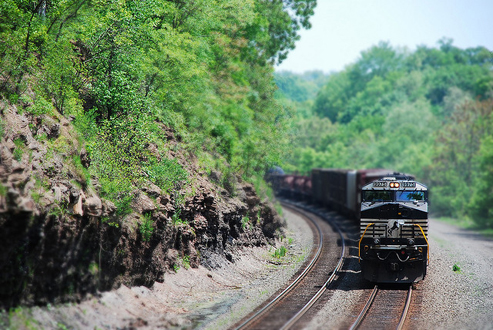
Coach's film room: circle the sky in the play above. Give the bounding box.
[276,0,493,73]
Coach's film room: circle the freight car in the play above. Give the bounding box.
[271,168,429,284]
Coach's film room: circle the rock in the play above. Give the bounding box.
[132,192,156,214]
[52,186,62,201]
[72,190,86,216]
[80,148,90,168]
[18,197,36,213]
[209,170,222,183]
[102,199,116,217]
[0,195,7,213]
[7,188,21,208]
[141,183,161,198]
[69,186,80,204]
[84,196,102,217]
[48,123,60,139]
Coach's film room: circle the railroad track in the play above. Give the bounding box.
[350,284,413,330]
[234,202,346,330]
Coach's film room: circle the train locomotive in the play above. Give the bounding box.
[269,168,429,284]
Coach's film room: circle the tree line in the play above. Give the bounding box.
[276,40,493,227]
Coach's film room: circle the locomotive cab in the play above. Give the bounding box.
[359,175,429,283]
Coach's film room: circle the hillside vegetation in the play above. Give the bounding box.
[1,0,316,216]
[277,40,493,227]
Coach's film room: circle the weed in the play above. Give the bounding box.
[13,138,24,161]
[173,264,180,272]
[48,203,67,218]
[183,255,191,270]
[453,263,461,272]
[172,210,187,225]
[7,306,40,330]
[273,246,287,258]
[241,216,250,230]
[140,213,154,242]
[57,322,69,330]
[274,202,283,216]
[0,119,5,139]
[71,154,90,188]
[31,177,48,204]
[89,262,99,275]
[0,184,6,197]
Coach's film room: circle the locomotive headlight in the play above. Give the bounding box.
[389,182,400,188]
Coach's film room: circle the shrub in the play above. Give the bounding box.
[140,214,154,242]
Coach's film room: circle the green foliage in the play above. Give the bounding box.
[452,263,461,273]
[279,40,493,227]
[13,138,24,161]
[139,214,154,242]
[275,70,329,103]
[144,158,188,194]
[0,118,5,139]
[273,246,287,258]
[468,132,493,228]
[172,210,187,225]
[0,184,6,197]
[241,216,250,230]
[182,255,191,270]
[0,0,316,226]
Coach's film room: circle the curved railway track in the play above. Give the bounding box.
[234,202,346,330]
[350,284,413,330]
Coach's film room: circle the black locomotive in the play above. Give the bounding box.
[269,168,429,284]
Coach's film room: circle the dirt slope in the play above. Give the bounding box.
[0,99,284,311]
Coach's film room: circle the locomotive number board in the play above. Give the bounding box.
[373,181,387,187]
[401,182,416,188]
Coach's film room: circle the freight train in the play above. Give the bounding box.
[269,169,429,284]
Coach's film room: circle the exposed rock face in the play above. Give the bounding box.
[0,101,284,309]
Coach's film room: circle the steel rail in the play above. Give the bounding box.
[349,285,378,330]
[280,204,347,330]
[234,202,324,330]
[396,285,413,330]
[349,284,413,330]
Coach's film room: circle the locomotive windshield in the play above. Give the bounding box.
[362,191,393,202]
[363,190,426,202]
[396,191,425,201]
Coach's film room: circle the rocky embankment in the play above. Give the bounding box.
[0,100,284,310]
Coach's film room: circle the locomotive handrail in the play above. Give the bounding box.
[413,224,430,263]
[358,223,375,261]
